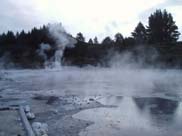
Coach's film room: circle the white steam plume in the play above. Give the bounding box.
[37,43,51,61]
[48,23,77,68]
[37,23,77,68]
[107,46,159,69]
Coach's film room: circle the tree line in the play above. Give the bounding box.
[76,9,180,45]
[0,9,181,68]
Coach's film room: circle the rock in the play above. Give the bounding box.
[33,95,50,100]
[46,96,59,105]
[89,98,94,101]
[42,134,48,136]
[24,105,31,113]
[26,112,35,120]
[32,122,48,136]
[52,109,58,114]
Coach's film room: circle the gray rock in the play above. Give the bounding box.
[24,105,31,113]
[32,122,48,136]
[26,112,35,120]
[52,109,58,114]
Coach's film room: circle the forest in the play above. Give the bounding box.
[0,9,182,68]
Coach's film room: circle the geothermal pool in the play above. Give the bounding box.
[0,67,182,136]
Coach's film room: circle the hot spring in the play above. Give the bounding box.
[0,67,182,136]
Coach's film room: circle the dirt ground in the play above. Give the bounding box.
[0,110,25,136]
[0,94,107,136]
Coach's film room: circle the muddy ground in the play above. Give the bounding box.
[0,94,110,136]
[1,68,182,136]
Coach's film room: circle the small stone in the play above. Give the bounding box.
[89,98,94,101]
[24,105,31,113]
[17,118,21,121]
[46,96,59,105]
[26,112,35,120]
[10,107,19,110]
[32,122,48,136]
[52,109,58,114]
[42,134,48,136]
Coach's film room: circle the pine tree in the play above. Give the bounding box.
[102,36,114,45]
[88,38,93,44]
[115,33,124,45]
[94,37,99,44]
[132,22,147,44]
[147,9,180,43]
[76,32,85,42]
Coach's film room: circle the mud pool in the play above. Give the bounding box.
[0,67,182,136]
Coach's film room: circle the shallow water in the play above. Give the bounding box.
[1,67,182,135]
[1,67,182,98]
[74,96,182,136]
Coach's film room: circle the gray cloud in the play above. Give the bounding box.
[0,0,45,33]
[139,0,182,23]
[0,0,181,41]
[138,0,182,40]
[164,0,182,6]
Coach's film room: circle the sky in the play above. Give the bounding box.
[0,0,182,41]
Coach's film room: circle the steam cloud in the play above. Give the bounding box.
[37,43,51,61]
[38,23,77,68]
[107,46,159,69]
[48,23,77,68]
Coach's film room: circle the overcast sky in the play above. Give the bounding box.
[0,0,182,41]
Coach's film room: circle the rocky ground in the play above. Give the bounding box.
[1,68,182,136]
[0,94,110,136]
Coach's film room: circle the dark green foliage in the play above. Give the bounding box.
[93,37,99,44]
[63,41,116,66]
[147,9,180,43]
[115,33,124,45]
[102,36,114,45]
[123,37,136,46]
[76,32,85,42]
[132,22,147,44]
[88,38,93,44]
[0,25,55,68]
[0,9,182,68]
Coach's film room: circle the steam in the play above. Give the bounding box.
[0,53,15,69]
[48,23,77,68]
[107,46,159,69]
[37,23,77,68]
[37,43,51,61]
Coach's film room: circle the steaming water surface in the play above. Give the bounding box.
[74,96,182,136]
[1,67,182,136]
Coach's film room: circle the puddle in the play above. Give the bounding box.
[73,96,182,136]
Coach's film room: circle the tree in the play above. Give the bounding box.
[5,31,16,44]
[124,37,135,46]
[76,32,85,42]
[114,33,124,45]
[88,38,93,44]
[102,36,114,45]
[132,22,147,44]
[147,9,180,43]
[17,30,27,44]
[93,37,99,44]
